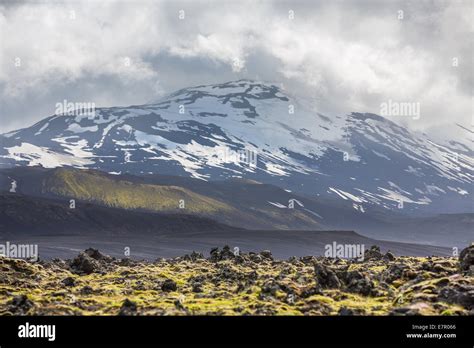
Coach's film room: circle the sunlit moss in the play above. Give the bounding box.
[0,254,470,316]
[45,168,234,214]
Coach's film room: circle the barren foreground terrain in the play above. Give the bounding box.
[0,245,472,316]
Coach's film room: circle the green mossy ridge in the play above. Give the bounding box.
[44,168,234,214]
[33,167,325,229]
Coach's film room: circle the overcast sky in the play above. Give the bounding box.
[0,0,472,134]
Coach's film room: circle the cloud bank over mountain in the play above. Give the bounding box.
[0,0,472,133]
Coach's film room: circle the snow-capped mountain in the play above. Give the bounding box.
[1,80,472,215]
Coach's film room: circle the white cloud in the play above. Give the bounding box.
[0,0,472,134]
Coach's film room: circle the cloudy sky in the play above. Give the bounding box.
[0,0,472,134]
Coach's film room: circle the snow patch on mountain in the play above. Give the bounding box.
[1,80,472,214]
[66,123,99,133]
[6,142,93,168]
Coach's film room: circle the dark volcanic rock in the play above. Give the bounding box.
[382,263,409,283]
[421,260,456,276]
[384,251,396,261]
[209,246,235,262]
[161,279,178,292]
[8,294,34,314]
[69,252,100,275]
[260,279,280,297]
[300,286,323,298]
[438,283,474,310]
[364,245,383,261]
[84,248,113,262]
[249,253,263,263]
[314,263,341,288]
[61,277,76,287]
[80,286,94,295]
[300,256,317,265]
[183,251,204,262]
[343,271,375,296]
[260,250,273,260]
[118,299,137,316]
[191,282,203,293]
[459,244,474,275]
[338,307,366,315]
[215,266,240,282]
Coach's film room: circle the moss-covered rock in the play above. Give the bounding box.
[0,247,472,316]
